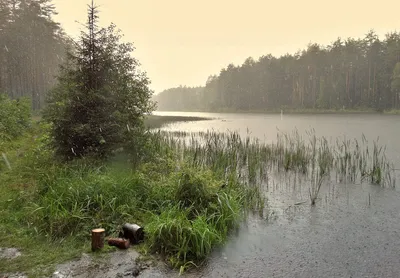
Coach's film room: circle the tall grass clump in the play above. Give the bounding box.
[144,164,257,271]
[26,165,152,238]
[334,135,395,187]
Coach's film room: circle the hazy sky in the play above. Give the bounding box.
[52,0,400,94]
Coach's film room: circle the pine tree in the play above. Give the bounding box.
[43,1,154,160]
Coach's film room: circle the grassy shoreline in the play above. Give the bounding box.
[0,120,262,277]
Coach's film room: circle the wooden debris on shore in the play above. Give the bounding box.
[91,228,105,251]
[107,238,130,249]
[91,223,144,252]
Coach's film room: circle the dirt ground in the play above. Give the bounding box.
[51,249,171,278]
[0,247,179,278]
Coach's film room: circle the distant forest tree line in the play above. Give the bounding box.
[0,0,69,110]
[154,30,400,112]
[153,86,204,111]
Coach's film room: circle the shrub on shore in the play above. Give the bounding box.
[0,94,31,142]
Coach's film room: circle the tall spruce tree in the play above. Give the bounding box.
[43,1,154,160]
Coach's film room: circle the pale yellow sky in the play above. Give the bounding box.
[52,0,400,93]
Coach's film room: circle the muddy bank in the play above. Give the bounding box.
[51,249,175,278]
[0,246,177,278]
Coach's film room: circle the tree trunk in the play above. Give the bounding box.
[91,228,105,251]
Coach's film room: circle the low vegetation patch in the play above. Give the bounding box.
[0,94,31,142]
[0,122,264,276]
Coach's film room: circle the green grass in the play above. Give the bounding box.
[0,123,263,276]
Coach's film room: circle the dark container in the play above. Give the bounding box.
[122,223,144,244]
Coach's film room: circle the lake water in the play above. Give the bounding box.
[154,111,400,278]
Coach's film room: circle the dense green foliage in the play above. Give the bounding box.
[43,3,154,160]
[0,124,264,275]
[0,0,69,110]
[0,94,31,142]
[155,30,400,112]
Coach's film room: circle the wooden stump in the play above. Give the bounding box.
[107,238,130,249]
[91,228,105,251]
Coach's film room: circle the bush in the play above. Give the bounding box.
[0,94,31,142]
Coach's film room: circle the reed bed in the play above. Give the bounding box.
[153,129,395,206]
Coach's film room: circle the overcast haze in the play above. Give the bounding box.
[52,0,400,94]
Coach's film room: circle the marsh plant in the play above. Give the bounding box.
[155,128,395,206]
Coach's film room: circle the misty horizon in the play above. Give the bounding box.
[52,0,400,94]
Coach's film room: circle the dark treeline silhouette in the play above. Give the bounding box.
[0,0,69,110]
[155,30,400,112]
